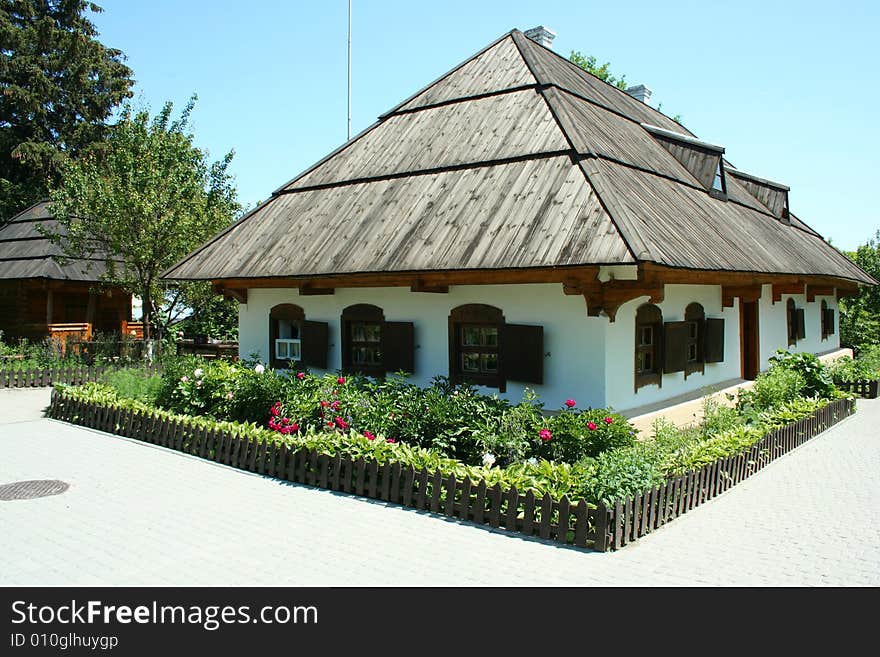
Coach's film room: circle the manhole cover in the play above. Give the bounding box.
[0,479,69,501]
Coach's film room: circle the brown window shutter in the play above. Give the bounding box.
[502,323,543,384]
[703,318,725,363]
[269,317,279,369]
[381,321,415,373]
[301,320,329,368]
[663,321,688,373]
[795,308,806,340]
[825,308,835,336]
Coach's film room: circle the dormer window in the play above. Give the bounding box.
[712,162,725,192]
[641,122,727,200]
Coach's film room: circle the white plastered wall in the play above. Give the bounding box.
[758,285,841,367]
[604,284,742,412]
[238,284,608,409]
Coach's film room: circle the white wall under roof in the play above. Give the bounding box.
[238,284,607,409]
[237,281,841,413]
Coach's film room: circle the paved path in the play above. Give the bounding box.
[1,388,878,586]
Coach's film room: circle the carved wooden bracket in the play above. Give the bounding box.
[721,285,762,308]
[771,281,804,303]
[212,282,247,304]
[411,280,449,293]
[836,287,858,301]
[578,281,664,322]
[299,284,335,296]
[806,284,835,302]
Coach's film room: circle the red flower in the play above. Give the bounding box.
[386,438,396,444]
[587,422,598,431]
[296,372,305,380]
[337,376,346,385]
[604,416,613,424]
[282,417,290,424]
[330,400,340,410]
[335,417,349,430]
[565,399,576,408]
[326,421,335,429]
[539,429,552,442]
[270,405,280,417]
[320,400,329,408]
[291,423,299,432]
[364,430,375,441]
[280,426,291,435]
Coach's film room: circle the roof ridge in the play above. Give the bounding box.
[378,30,528,119]
[507,33,641,263]
[511,30,696,137]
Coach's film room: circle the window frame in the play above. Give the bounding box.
[269,303,305,369]
[684,302,706,378]
[449,304,505,391]
[635,303,663,391]
[341,304,385,377]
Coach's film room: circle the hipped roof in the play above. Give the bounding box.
[0,200,112,282]
[164,30,874,286]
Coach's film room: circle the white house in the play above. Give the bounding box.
[163,28,875,413]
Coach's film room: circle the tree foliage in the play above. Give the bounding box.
[568,50,627,89]
[0,0,134,222]
[47,97,241,350]
[840,231,880,351]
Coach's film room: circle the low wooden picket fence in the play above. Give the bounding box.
[607,396,856,550]
[46,391,856,551]
[1,366,118,389]
[835,379,879,399]
[47,390,609,550]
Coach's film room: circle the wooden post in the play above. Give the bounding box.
[46,288,54,325]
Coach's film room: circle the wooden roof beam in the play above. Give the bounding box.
[806,284,835,302]
[212,282,247,304]
[411,280,449,293]
[772,281,804,304]
[722,285,762,308]
[299,284,335,296]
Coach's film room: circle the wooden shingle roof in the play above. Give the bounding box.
[164,29,875,286]
[0,201,110,282]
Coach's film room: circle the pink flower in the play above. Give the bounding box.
[320,400,329,408]
[290,423,299,432]
[270,405,280,417]
[364,430,375,441]
[280,426,291,435]
[587,422,598,431]
[282,417,290,424]
[539,429,552,442]
[330,400,340,410]
[337,376,346,385]
[180,376,189,383]
[386,438,396,444]
[226,391,234,399]
[565,399,576,408]
[335,417,349,430]
[604,416,613,425]
[296,372,305,380]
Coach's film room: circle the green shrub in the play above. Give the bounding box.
[767,349,835,398]
[537,404,636,464]
[828,356,877,383]
[102,368,162,404]
[738,367,806,413]
[856,344,880,374]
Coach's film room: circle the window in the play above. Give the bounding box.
[787,298,805,345]
[684,302,705,377]
[635,304,663,390]
[821,300,835,340]
[270,303,304,369]
[449,304,504,390]
[712,162,725,193]
[269,303,329,369]
[341,304,385,376]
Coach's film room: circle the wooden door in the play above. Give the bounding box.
[740,300,760,380]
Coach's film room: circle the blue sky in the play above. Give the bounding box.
[93,0,879,250]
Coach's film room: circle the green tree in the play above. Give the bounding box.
[568,50,683,124]
[0,0,134,222]
[840,231,880,351]
[47,97,241,356]
[568,50,627,89]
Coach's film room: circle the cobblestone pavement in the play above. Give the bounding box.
[1,388,878,586]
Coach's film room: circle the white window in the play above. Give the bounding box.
[275,338,301,361]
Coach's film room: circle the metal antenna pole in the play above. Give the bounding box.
[347,0,352,141]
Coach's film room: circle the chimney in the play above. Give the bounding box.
[524,25,556,50]
[625,84,652,104]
